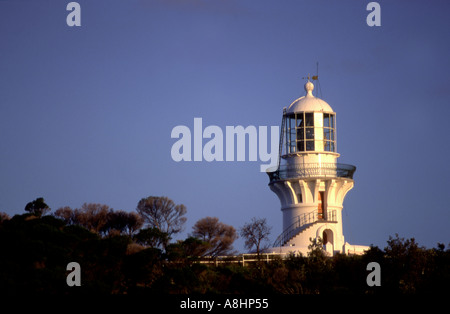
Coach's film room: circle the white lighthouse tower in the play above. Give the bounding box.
[267,78,368,256]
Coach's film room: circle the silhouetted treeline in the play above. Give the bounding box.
[1,198,449,295]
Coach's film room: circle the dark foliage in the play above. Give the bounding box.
[1,213,449,295]
[24,197,50,218]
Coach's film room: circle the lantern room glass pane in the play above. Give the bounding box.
[305,113,314,126]
[285,112,337,154]
[297,128,304,140]
[289,116,295,129]
[322,113,336,152]
[306,141,315,151]
[324,114,330,127]
[290,128,296,141]
[296,114,304,127]
[305,128,314,139]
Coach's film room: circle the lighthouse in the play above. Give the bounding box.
[267,78,368,256]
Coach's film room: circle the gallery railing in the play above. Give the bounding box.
[266,163,356,183]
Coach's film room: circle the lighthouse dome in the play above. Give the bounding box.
[287,81,333,114]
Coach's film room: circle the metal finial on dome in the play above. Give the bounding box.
[304,80,314,96]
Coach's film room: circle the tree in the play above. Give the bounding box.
[134,227,170,249]
[54,203,109,234]
[384,233,428,293]
[55,205,144,237]
[191,217,238,257]
[24,197,50,217]
[307,237,325,258]
[73,203,109,234]
[54,206,74,225]
[165,237,211,266]
[123,212,144,236]
[240,217,271,256]
[136,196,187,237]
[100,210,127,236]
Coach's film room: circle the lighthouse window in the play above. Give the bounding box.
[306,141,315,151]
[324,113,335,128]
[290,128,296,144]
[305,128,314,139]
[289,116,296,129]
[324,128,334,140]
[297,115,304,127]
[285,114,296,154]
[284,112,317,153]
[324,114,330,127]
[305,113,314,126]
[287,112,335,154]
[323,113,336,152]
[325,141,336,152]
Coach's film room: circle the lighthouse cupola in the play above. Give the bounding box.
[283,79,338,168]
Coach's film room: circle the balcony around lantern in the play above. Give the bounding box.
[266,162,356,183]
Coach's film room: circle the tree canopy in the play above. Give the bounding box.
[54,204,143,237]
[24,197,50,217]
[136,196,187,236]
[191,216,238,257]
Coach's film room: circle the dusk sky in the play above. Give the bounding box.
[1,0,450,252]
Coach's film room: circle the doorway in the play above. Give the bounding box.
[322,229,333,245]
[322,229,334,254]
[318,191,324,219]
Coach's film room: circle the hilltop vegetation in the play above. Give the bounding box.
[0,197,449,295]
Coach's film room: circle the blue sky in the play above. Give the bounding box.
[1,0,450,252]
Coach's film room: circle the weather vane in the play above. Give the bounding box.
[302,74,311,81]
[302,73,318,82]
[301,63,321,96]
